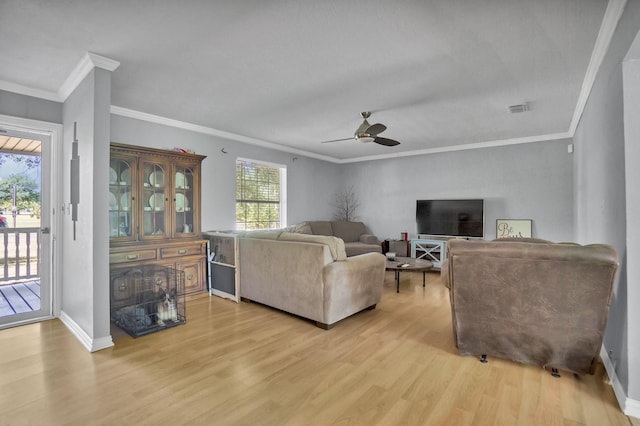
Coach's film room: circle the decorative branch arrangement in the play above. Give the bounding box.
[332,186,360,222]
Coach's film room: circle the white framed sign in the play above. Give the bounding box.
[496,219,532,239]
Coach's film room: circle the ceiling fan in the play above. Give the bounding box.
[320,112,400,146]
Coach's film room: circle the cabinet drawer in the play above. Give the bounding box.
[160,244,204,259]
[109,249,157,264]
[176,259,205,294]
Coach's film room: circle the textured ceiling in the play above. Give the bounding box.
[0,1,612,161]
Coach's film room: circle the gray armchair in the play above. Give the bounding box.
[441,238,618,375]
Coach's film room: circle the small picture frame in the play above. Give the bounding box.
[496,219,532,239]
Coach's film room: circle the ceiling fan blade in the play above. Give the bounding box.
[356,119,371,134]
[366,123,387,136]
[320,137,354,144]
[373,137,400,146]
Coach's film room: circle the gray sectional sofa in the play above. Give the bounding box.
[238,228,385,329]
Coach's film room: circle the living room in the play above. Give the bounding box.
[1,0,639,423]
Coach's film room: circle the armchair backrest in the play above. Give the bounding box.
[445,238,618,374]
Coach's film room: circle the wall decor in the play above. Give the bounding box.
[70,122,79,240]
[496,219,532,239]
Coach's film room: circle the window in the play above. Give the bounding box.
[236,158,287,230]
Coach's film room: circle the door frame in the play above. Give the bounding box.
[0,113,62,324]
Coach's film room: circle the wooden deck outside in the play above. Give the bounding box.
[0,281,40,317]
[0,226,42,319]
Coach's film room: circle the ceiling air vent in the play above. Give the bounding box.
[508,103,529,113]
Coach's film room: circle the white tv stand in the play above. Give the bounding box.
[411,238,448,269]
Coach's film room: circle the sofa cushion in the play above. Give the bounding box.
[331,221,367,242]
[359,234,378,244]
[307,221,333,236]
[344,242,382,257]
[241,230,282,239]
[278,232,347,261]
[288,222,313,234]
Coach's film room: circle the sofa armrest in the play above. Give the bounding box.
[441,259,451,289]
[359,233,378,244]
[322,252,386,324]
[239,238,333,321]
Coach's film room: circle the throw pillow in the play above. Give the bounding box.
[291,222,312,234]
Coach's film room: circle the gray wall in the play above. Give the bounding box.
[61,68,113,348]
[342,140,574,242]
[0,90,62,123]
[573,0,640,404]
[623,51,640,405]
[110,115,342,231]
[111,118,575,244]
[92,69,113,342]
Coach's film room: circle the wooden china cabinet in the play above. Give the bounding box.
[109,143,207,296]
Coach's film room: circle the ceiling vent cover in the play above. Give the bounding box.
[509,103,529,113]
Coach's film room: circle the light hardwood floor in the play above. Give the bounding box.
[0,271,634,425]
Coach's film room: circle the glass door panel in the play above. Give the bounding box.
[173,165,195,237]
[109,157,134,240]
[0,126,52,327]
[141,161,167,238]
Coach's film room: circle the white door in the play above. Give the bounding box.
[0,119,58,328]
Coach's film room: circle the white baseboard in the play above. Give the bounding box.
[59,311,114,352]
[600,346,640,419]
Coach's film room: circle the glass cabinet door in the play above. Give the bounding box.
[141,160,168,239]
[173,164,197,237]
[109,157,135,240]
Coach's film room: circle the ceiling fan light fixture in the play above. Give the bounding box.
[355,133,375,143]
[319,112,400,146]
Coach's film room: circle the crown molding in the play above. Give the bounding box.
[1,0,626,164]
[111,105,573,164]
[110,106,341,163]
[107,0,628,163]
[110,0,624,166]
[58,52,120,101]
[339,132,572,164]
[0,52,120,103]
[0,80,60,102]
[87,52,121,71]
[569,0,627,136]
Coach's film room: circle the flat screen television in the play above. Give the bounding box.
[416,199,484,238]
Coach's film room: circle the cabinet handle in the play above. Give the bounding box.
[187,274,194,280]
[126,254,139,260]
[177,249,187,254]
